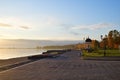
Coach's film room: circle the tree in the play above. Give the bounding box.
[113,30,120,44]
[108,30,120,49]
[92,40,100,50]
[100,35,107,56]
[100,29,120,49]
[108,30,114,48]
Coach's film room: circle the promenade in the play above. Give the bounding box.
[0,50,120,80]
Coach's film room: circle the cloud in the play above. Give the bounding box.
[0,22,30,30]
[0,23,12,27]
[0,17,31,30]
[19,26,30,29]
[71,23,112,30]
[39,16,61,27]
[69,31,80,35]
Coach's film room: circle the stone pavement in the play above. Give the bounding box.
[0,50,120,80]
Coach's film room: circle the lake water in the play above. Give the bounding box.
[0,49,47,59]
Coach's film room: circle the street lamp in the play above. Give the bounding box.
[101,35,106,56]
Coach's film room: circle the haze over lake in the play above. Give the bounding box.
[0,39,82,59]
[0,39,81,48]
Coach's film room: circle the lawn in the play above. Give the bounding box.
[83,49,120,57]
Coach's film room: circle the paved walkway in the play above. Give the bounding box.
[0,50,120,80]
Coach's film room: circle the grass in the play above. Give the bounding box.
[82,50,120,61]
[83,52,103,57]
[83,49,120,57]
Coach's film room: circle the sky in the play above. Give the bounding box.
[0,0,120,40]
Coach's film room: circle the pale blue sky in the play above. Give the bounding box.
[0,0,120,40]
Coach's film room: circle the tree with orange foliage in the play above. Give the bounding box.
[108,30,114,49]
[101,30,120,49]
[92,40,100,50]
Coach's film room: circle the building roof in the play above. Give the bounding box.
[85,37,92,42]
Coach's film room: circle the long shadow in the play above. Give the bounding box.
[0,54,62,72]
[48,56,69,60]
[0,59,38,72]
[0,50,69,72]
[83,56,120,61]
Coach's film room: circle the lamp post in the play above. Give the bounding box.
[101,35,106,56]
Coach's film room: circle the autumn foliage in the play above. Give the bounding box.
[100,30,120,49]
[76,30,120,50]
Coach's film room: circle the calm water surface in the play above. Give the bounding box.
[0,49,47,59]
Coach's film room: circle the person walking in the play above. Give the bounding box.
[78,49,82,57]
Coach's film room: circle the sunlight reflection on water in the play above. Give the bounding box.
[0,49,46,59]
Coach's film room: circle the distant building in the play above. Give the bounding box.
[85,37,92,49]
[75,37,92,50]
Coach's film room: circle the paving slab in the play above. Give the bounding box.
[0,50,120,80]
